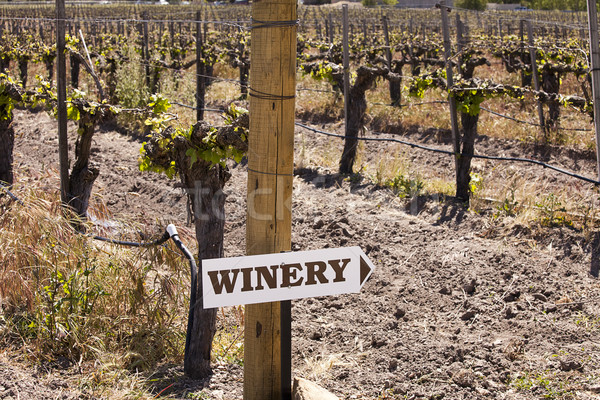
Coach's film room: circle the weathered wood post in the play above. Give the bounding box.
[526,20,546,141]
[245,0,297,397]
[56,0,69,205]
[343,5,349,141]
[586,0,600,179]
[196,10,205,121]
[438,1,461,196]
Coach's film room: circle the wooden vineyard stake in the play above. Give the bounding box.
[244,0,297,397]
[519,20,527,87]
[317,21,322,40]
[382,15,392,70]
[196,10,205,122]
[456,14,464,75]
[141,12,150,89]
[526,20,546,141]
[438,1,460,183]
[328,13,334,43]
[498,18,503,40]
[343,5,349,140]
[56,0,69,206]
[586,0,600,179]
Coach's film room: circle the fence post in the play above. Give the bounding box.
[141,12,150,88]
[244,0,296,397]
[328,12,334,43]
[382,15,392,70]
[498,18,503,40]
[439,1,461,181]
[343,5,349,136]
[586,0,600,179]
[362,19,368,46]
[56,0,69,205]
[196,10,205,121]
[456,13,464,75]
[526,20,546,141]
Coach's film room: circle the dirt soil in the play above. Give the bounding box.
[6,107,600,399]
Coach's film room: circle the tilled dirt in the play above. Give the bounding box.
[7,107,600,399]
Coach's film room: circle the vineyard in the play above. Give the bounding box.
[1,2,600,400]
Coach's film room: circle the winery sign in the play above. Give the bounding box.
[201,246,375,308]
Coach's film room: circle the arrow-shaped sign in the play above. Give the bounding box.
[201,246,375,308]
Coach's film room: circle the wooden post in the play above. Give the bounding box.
[498,18,502,39]
[141,12,150,88]
[519,19,526,86]
[362,19,368,46]
[456,13,464,75]
[328,12,334,43]
[196,10,205,121]
[382,16,392,70]
[56,0,69,205]
[586,0,600,179]
[343,5,350,135]
[526,20,546,140]
[439,1,461,176]
[245,0,296,397]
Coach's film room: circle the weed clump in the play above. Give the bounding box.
[0,181,188,372]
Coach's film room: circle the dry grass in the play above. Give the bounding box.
[300,351,357,381]
[0,170,190,398]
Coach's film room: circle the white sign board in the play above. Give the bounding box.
[201,246,375,308]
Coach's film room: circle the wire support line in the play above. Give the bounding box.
[369,99,591,133]
[0,15,252,29]
[294,122,600,186]
[297,87,338,94]
[436,4,589,30]
[136,60,247,86]
[479,106,592,132]
[371,100,449,108]
[171,101,224,113]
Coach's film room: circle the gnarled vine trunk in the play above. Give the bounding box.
[70,53,80,89]
[68,114,100,218]
[172,139,226,379]
[541,69,561,140]
[0,80,23,186]
[456,113,478,202]
[0,56,9,74]
[141,116,249,380]
[45,59,54,82]
[0,117,14,185]
[18,58,28,88]
[453,48,489,205]
[388,60,405,106]
[239,62,249,99]
[339,66,387,174]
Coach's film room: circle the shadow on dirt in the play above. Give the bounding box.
[144,364,212,399]
[294,166,372,193]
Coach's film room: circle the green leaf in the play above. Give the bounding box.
[67,104,80,121]
[186,148,198,167]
